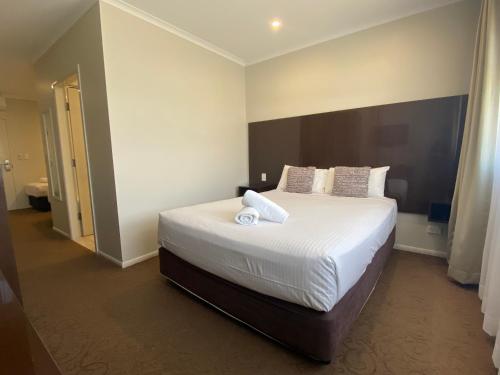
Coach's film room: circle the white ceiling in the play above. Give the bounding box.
[1,0,460,65]
[0,0,96,62]
[117,0,461,65]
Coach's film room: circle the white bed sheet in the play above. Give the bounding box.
[24,182,49,198]
[158,190,397,312]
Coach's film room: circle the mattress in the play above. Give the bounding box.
[158,190,397,312]
[24,182,49,198]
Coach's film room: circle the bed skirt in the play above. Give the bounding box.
[28,196,51,212]
[159,228,395,362]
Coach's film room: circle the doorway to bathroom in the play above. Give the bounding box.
[51,73,96,252]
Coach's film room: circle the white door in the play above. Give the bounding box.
[0,116,17,210]
[66,87,94,236]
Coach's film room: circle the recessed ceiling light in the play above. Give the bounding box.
[270,18,282,31]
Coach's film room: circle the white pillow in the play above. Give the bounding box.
[279,165,389,196]
[368,166,390,197]
[325,168,335,194]
[312,168,328,194]
[325,166,389,196]
[277,165,291,191]
[277,165,328,193]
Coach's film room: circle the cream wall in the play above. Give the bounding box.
[245,0,480,255]
[246,0,479,122]
[28,0,478,264]
[3,98,46,209]
[0,58,37,100]
[34,4,122,260]
[99,2,248,264]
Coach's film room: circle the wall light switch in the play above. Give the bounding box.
[261,173,267,182]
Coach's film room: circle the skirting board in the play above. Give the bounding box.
[52,226,70,238]
[122,250,159,268]
[99,249,159,268]
[394,243,447,258]
[98,251,123,267]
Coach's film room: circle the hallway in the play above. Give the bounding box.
[8,209,164,374]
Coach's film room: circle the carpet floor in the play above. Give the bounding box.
[8,209,496,375]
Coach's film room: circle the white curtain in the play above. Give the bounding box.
[447,0,500,370]
[480,109,500,370]
[448,0,499,284]
[473,0,500,371]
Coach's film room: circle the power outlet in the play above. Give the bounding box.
[17,153,30,160]
[261,173,267,182]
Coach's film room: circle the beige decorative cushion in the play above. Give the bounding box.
[332,166,371,198]
[285,166,316,194]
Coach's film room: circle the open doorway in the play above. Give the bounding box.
[0,98,49,213]
[53,73,96,252]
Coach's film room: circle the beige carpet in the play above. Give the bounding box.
[8,209,496,375]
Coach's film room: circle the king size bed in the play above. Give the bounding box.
[158,190,396,362]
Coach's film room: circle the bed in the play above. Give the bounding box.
[24,179,50,212]
[158,190,396,362]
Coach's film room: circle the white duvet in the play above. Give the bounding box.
[24,182,49,197]
[158,190,397,312]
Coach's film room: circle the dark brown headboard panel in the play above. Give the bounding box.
[249,95,467,214]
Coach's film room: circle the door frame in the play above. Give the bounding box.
[52,66,98,253]
[65,85,93,236]
[0,112,17,211]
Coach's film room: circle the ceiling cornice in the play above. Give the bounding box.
[32,0,98,64]
[31,0,462,68]
[246,0,462,66]
[101,0,246,66]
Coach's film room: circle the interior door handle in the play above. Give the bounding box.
[0,159,12,171]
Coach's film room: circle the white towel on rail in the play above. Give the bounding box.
[242,190,289,224]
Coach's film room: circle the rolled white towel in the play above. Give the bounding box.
[242,190,289,224]
[235,206,260,225]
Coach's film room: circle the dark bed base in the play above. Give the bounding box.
[28,196,51,212]
[159,228,395,363]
